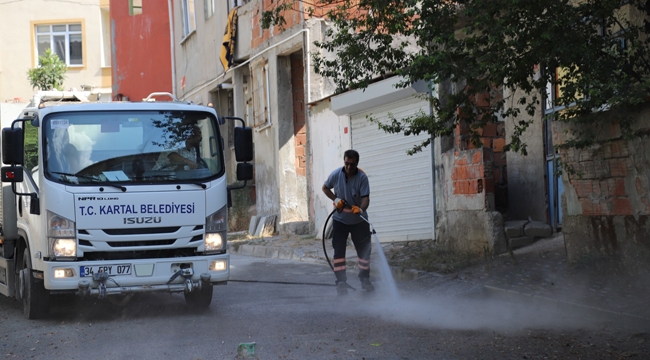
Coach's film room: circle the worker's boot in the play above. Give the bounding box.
[336,281,348,296]
[360,277,375,292]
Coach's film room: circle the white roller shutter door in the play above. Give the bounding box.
[350,97,434,242]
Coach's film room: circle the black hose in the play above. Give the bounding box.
[322,209,336,271]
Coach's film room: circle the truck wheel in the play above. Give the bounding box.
[184,283,213,308]
[18,248,50,319]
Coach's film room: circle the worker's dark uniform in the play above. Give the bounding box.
[323,166,371,284]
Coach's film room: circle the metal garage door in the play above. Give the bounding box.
[350,96,434,242]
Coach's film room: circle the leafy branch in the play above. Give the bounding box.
[263,0,650,155]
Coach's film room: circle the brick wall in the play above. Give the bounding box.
[452,92,508,210]
[452,148,493,195]
[252,0,304,49]
[435,87,509,256]
[562,139,637,216]
[555,111,650,266]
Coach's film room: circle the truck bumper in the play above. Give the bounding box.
[43,253,229,296]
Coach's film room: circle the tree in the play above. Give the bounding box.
[263,0,650,155]
[27,49,67,91]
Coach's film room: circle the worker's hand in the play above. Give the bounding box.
[351,205,363,215]
[334,198,345,211]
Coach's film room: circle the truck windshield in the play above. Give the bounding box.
[43,110,223,185]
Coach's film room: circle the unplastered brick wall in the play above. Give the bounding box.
[555,110,650,265]
[562,139,638,216]
[452,120,507,210]
[252,0,304,49]
[435,87,509,256]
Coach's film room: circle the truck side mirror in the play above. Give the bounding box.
[30,193,40,215]
[236,163,253,181]
[234,126,253,162]
[2,127,24,165]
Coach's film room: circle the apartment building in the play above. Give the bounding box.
[0,0,111,103]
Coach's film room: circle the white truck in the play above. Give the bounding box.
[0,92,253,319]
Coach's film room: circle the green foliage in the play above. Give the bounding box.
[263,0,650,154]
[27,49,67,91]
[24,121,39,172]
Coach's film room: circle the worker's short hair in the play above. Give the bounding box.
[344,149,359,162]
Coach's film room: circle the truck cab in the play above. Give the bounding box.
[0,92,253,319]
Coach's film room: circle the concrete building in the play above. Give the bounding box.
[105,1,558,259]
[167,0,439,240]
[171,0,310,235]
[0,0,111,103]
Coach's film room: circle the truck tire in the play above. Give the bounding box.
[18,248,50,319]
[184,283,213,308]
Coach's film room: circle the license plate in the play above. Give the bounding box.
[80,264,132,277]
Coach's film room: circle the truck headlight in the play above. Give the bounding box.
[50,239,77,258]
[47,211,77,260]
[205,206,227,253]
[205,233,224,251]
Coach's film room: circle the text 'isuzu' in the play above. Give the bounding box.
[0,92,253,319]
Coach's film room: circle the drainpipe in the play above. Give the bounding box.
[168,0,176,98]
[429,82,437,239]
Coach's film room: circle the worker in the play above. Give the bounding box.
[153,124,202,170]
[322,149,373,295]
[61,143,81,174]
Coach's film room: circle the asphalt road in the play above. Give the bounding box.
[0,254,648,359]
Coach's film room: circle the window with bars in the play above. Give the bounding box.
[35,23,83,66]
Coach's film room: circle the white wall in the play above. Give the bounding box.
[308,100,350,238]
[0,103,29,130]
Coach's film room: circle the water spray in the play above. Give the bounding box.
[321,202,399,298]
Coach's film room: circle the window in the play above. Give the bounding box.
[251,59,270,128]
[182,0,196,37]
[204,0,215,19]
[43,110,224,185]
[35,23,83,66]
[229,0,249,10]
[543,67,565,229]
[130,0,143,16]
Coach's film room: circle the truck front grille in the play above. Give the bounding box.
[75,225,206,261]
[107,239,176,247]
[82,248,198,261]
[102,227,180,235]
